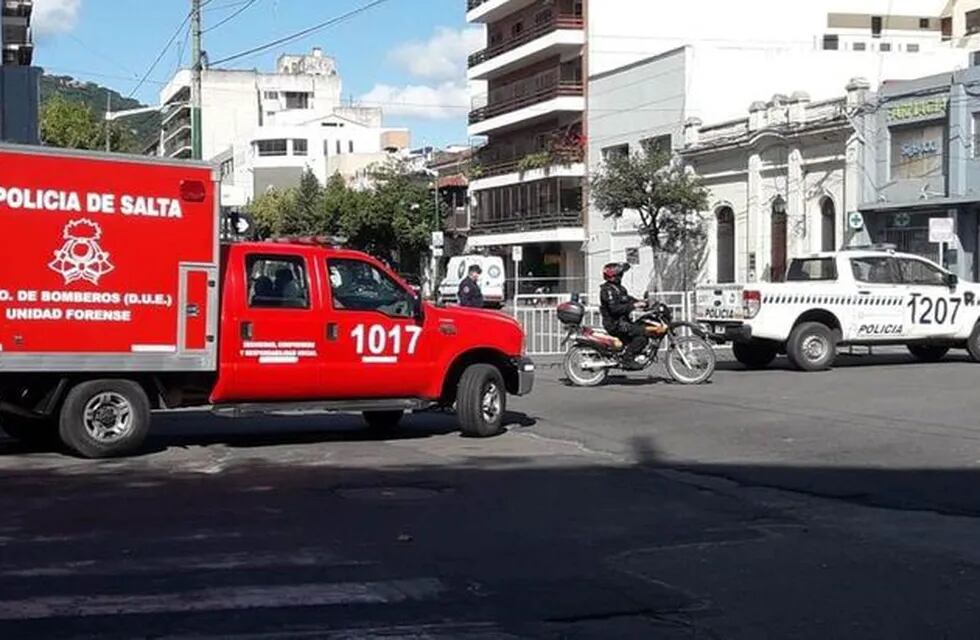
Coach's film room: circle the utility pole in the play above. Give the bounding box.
[190,0,203,160]
[105,90,112,152]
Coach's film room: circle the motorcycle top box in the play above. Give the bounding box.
[557,300,585,325]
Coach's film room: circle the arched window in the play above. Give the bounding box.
[716,206,735,283]
[771,195,788,282]
[821,197,837,252]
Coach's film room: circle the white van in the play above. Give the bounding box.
[438,255,506,307]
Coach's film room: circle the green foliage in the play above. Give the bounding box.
[40,74,161,148]
[591,150,709,253]
[517,151,551,173]
[245,162,437,270]
[40,95,138,152]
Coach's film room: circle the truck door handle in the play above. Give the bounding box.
[186,303,200,318]
[240,321,253,341]
[326,323,338,341]
[858,290,871,295]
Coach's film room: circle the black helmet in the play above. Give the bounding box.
[602,262,630,283]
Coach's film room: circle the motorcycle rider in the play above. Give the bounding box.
[599,262,650,369]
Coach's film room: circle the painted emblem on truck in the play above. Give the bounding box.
[48,219,115,285]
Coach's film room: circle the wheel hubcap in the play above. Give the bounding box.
[802,335,828,361]
[481,383,501,423]
[82,392,133,443]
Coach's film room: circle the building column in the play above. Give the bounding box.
[787,147,805,257]
[745,152,762,282]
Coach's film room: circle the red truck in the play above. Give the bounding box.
[0,145,534,458]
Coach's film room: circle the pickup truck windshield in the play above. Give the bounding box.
[786,258,837,282]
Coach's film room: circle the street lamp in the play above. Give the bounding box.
[772,194,787,216]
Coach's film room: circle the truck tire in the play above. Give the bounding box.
[786,322,837,372]
[457,364,505,438]
[732,340,778,369]
[363,410,404,432]
[58,379,151,459]
[907,345,949,362]
[968,323,980,362]
[1,417,58,448]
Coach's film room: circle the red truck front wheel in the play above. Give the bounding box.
[457,365,506,438]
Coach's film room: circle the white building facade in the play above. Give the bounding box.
[158,48,409,207]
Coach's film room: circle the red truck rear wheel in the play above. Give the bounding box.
[58,380,151,459]
[457,364,506,438]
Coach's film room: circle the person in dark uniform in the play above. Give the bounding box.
[458,264,484,308]
[599,262,648,369]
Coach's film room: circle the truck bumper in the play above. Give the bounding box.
[705,323,753,343]
[513,357,535,396]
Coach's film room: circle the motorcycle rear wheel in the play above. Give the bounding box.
[666,336,716,385]
[563,346,609,387]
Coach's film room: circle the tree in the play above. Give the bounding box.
[281,168,324,236]
[247,188,295,240]
[40,96,137,152]
[591,149,709,290]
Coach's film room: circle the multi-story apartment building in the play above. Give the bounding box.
[158,48,410,206]
[466,0,587,291]
[1,0,39,144]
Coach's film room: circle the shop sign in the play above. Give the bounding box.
[888,97,948,122]
[929,217,956,244]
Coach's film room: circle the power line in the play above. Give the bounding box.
[203,0,259,33]
[210,0,393,66]
[128,11,192,98]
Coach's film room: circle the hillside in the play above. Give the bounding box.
[40,74,161,147]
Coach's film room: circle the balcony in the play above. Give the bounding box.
[471,209,582,235]
[468,14,584,80]
[467,0,541,23]
[468,82,584,136]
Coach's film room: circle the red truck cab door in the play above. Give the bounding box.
[214,247,323,402]
[319,256,434,398]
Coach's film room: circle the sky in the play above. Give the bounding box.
[31,0,479,147]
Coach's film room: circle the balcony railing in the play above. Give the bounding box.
[468,15,584,67]
[471,210,583,234]
[476,148,584,178]
[467,0,491,10]
[469,82,583,124]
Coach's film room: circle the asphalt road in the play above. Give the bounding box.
[2,349,980,638]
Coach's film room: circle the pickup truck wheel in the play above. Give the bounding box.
[732,341,778,369]
[968,324,980,362]
[457,364,506,438]
[786,322,837,371]
[1,417,58,448]
[363,410,404,432]
[907,345,949,362]
[59,380,150,459]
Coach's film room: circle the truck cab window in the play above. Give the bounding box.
[327,259,414,318]
[786,258,837,282]
[246,255,310,309]
[850,257,897,284]
[895,258,947,286]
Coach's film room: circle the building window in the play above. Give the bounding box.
[336,139,342,155]
[907,43,920,53]
[220,158,234,183]
[920,18,930,29]
[263,91,278,100]
[510,21,523,37]
[879,42,892,52]
[872,15,883,38]
[853,41,867,51]
[969,9,980,35]
[890,124,944,180]
[348,140,354,153]
[972,113,980,157]
[942,16,952,40]
[821,197,837,252]
[972,50,980,66]
[292,139,308,156]
[602,143,629,161]
[640,135,671,156]
[822,34,839,50]
[324,140,330,157]
[284,92,310,109]
[256,139,287,157]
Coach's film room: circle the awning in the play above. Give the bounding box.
[859,196,980,214]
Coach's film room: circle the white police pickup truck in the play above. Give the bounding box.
[696,248,980,371]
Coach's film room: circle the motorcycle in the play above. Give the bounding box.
[558,295,717,386]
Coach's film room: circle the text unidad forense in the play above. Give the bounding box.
[0,187,185,218]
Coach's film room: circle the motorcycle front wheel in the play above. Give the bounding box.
[563,346,609,387]
[665,336,716,385]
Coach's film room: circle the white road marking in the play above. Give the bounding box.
[0,578,445,621]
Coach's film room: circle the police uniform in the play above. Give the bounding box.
[600,280,646,359]
[458,276,484,308]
